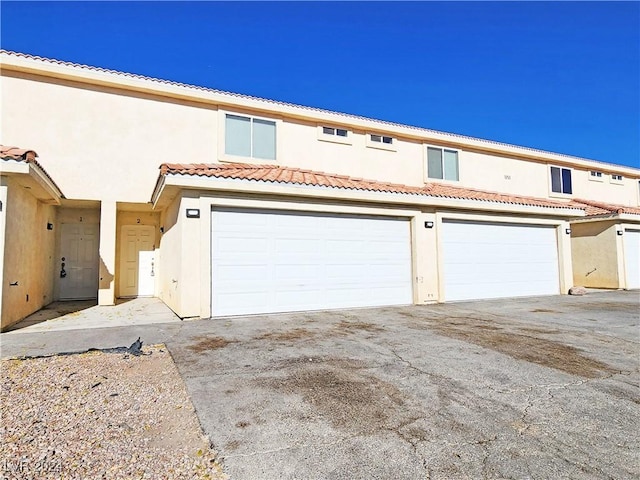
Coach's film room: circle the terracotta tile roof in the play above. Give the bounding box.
[570,199,640,216]
[0,144,64,197]
[0,145,38,162]
[160,163,581,211]
[2,49,632,171]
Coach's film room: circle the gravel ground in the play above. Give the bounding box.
[0,345,227,480]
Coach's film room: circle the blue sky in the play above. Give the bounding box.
[2,1,639,168]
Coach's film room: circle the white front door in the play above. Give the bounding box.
[119,225,156,297]
[442,220,560,301]
[59,223,99,299]
[211,209,412,316]
[623,229,640,289]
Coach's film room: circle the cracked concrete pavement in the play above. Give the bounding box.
[166,291,639,479]
[2,291,638,479]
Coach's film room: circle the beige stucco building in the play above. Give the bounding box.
[1,50,639,330]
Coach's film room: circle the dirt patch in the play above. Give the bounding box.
[531,309,558,313]
[429,317,616,378]
[258,358,409,433]
[564,301,640,314]
[333,320,385,334]
[225,440,241,451]
[520,326,559,334]
[187,336,235,353]
[0,346,226,479]
[255,328,317,341]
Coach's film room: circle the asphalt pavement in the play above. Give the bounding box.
[2,291,639,479]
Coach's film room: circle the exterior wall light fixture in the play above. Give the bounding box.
[186,209,200,218]
[617,229,624,236]
[425,221,434,229]
[565,228,571,234]
[47,222,54,230]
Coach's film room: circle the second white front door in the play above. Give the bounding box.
[119,225,156,297]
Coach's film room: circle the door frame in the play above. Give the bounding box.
[118,224,157,298]
[58,222,100,300]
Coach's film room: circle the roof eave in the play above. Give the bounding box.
[156,174,584,218]
[1,158,64,203]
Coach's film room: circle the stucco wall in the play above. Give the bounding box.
[461,150,550,198]
[571,170,637,206]
[571,221,620,288]
[1,177,57,330]
[3,71,638,211]
[1,72,216,204]
[158,195,182,315]
[279,118,425,187]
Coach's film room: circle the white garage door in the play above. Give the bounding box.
[211,209,412,316]
[442,220,560,301]
[623,229,640,289]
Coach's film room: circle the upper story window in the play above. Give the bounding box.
[427,147,459,181]
[322,126,348,137]
[367,133,396,151]
[610,174,624,183]
[225,114,276,160]
[589,170,603,179]
[550,166,572,194]
[317,125,352,145]
[371,134,393,145]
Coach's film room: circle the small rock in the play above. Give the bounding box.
[569,286,588,296]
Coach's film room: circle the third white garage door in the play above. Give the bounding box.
[211,209,412,316]
[623,229,640,289]
[442,220,560,301]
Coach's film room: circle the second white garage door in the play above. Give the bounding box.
[442,220,560,301]
[211,209,412,316]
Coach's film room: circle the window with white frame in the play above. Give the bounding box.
[590,171,602,178]
[427,147,459,181]
[550,166,572,194]
[611,174,623,182]
[366,133,396,151]
[322,126,349,138]
[370,134,393,145]
[225,114,276,160]
[317,125,352,145]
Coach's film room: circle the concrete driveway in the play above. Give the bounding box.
[168,291,639,480]
[1,291,638,479]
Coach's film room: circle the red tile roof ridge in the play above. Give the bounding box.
[571,198,640,216]
[159,162,585,211]
[0,145,38,162]
[0,144,64,197]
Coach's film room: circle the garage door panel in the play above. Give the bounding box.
[275,238,323,254]
[443,220,560,301]
[275,289,326,307]
[214,263,271,282]
[214,291,272,316]
[624,230,640,289]
[215,236,270,255]
[211,209,412,316]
